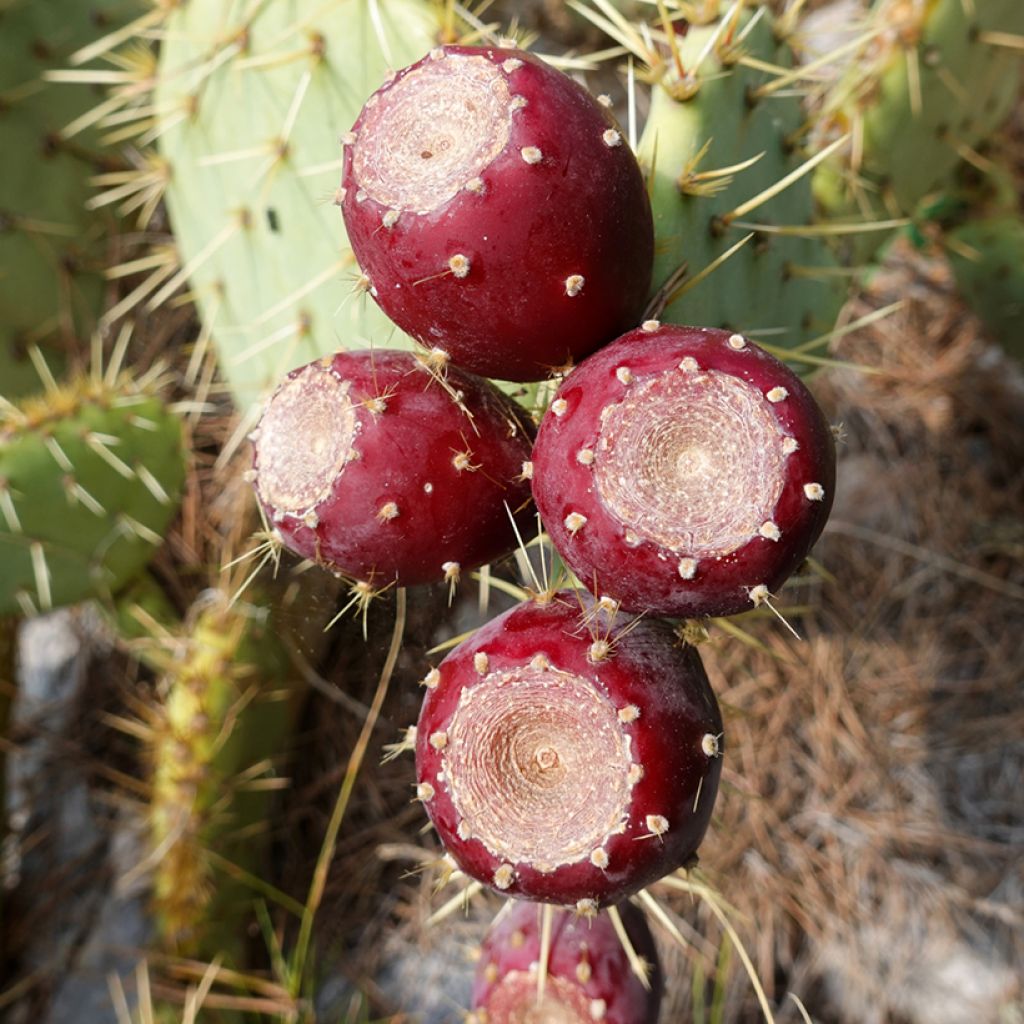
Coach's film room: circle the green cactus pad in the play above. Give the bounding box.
[813,0,1024,237]
[153,0,441,417]
[0,373,186,615]
[947,216,1024,360]
[637,9,847,356]
[0,0,141,398]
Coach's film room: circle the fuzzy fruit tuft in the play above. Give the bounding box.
[251,350,534,587]
[531,325,835,618]
[340,45,654,382]
[416,592,723,907]
[472,900,661,1024]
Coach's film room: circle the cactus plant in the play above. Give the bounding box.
[531,323,835,618]
[151,0,442,416]
[250,349,535,588]
[471,899,662,1024]
[0,367,187,616]
[634,5,847,351]
[131,587,296,961]
[811,0,1024,249]
[0,0,139,398]
[341,43,654,381]
[416,592,723,910]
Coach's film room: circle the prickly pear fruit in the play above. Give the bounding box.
[341,45,654,381]
[0,371,186,616]
[152,0,441,414]
[531,324,835,619]
[251,350,534,588]
[471,900,662,1024]
[415,592,723,909]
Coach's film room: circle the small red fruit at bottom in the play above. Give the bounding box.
[416,592,723,908]
[531,324,836,617]
[472,900,661,1024]
[251,350,533,587]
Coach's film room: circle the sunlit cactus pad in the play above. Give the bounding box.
[153,0,441,415]
[0,371,186,615]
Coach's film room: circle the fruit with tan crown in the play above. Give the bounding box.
[415,592,723,909]
[250,350,534,588]
[531,323,835,618]
[340,44,654,382]
[471,899,662,1024]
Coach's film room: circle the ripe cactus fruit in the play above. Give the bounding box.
[340,45,654,381]
[471,900,662,1024]
[251,350,534,587]
[415,592,723,909]
[152,0,441,414]
[531,324,835,619]
[635,7,845,350]
[0,370,186,616]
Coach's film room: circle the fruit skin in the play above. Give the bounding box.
[0,371,187,616]
[341,44,654,382]
[153,0,441,415]
[472,900,662,1024]
[637,8,845,353]
[531,324,835,619]
[252,350,535,587]
[416,593,723,908]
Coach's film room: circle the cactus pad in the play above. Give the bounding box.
[0,371,186,615]
[637,8,846,352]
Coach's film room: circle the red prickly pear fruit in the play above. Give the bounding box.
[472,900,662,1024]
[531,324,836,618]
[250,350,534,587]
[415,592,723,909]
[340,45,654,382]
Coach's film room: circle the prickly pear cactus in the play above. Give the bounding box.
[0,0,138,397]
[812,0,1024,238]
[0,370,186,616]
[637,7,846,353]
[152,0,442,416]
[947,215,1024,360]
[138,589,294,961]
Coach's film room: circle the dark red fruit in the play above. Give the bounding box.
[531,324,836,618]
[340,45,654,382]
[415,592,723,909]
[251,350,533,587]
[471,900,661,1024]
